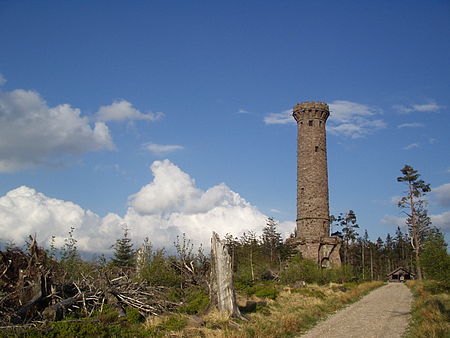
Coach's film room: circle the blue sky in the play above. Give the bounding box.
[0,0,449,252]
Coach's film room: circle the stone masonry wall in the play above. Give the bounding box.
[291,101,341,267]
[293,101,330,238]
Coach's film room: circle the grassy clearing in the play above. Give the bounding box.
[182,281,384,337]
[405,280,450,338]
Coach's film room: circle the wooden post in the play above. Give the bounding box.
[209,232,244,319]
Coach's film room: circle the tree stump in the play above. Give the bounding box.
[209,232,244,319]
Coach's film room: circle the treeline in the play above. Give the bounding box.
[330,213,448,281]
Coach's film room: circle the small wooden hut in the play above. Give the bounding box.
[387,267,415,282]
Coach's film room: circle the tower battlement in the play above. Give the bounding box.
[293,101,330,122]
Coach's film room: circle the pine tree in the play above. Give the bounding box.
[397,164,431,279]
[261,217,283,264]
[331,210,359,264]
[111,225,135,267]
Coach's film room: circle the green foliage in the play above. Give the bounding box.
[252,284,279,300]
[421,281,450,295]
[177,287,210,314]
[420,232,450,281]
[261,217,283,264]
[406,280,450,337]
[111,225,135,267]
[331,210,359,265]
[280,255,320,284]
[156,315,188,332]
[140,249,182,287]
[280,255,354,285]
[34,319,148,338]
[59,227,88,281]
[126,307,144,324]
[237,281,280,300]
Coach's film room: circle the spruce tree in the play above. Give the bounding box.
[111,226,135,267]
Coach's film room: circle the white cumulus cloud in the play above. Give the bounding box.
[0,186,116,251]
[97,100,164,122]
[430,211,450,231]
[433,183,450,208]
[0,160,289,252]
[380,215,406,228]
[0,89,114,172]
[0,74,6,86]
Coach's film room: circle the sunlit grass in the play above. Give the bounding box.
[183,281,383,337]
[405,280,450,338]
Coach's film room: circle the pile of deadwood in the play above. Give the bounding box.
[0,237,180,326]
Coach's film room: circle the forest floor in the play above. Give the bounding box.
[299,283,412,338]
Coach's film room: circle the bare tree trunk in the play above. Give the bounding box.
[250,249,254,282]
[361,241,365,280]
[370,247,374,280]
[209,232,245,319]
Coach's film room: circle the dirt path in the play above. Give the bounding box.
[300,283,412,338]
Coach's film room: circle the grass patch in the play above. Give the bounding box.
[405,280,450,338]
[184,281,383,337]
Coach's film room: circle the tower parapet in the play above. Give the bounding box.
[293,101,330,122]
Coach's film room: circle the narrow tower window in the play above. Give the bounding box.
[308,120,313,126]
[315,146,318,152]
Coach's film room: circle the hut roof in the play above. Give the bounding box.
[386,266,415,277]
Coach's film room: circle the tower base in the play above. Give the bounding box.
[286,236,341,268]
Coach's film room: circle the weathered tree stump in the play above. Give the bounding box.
[209,232,244,320]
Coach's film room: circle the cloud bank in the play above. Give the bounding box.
[0,160,291,252]
[433,183,450,208]
[0,89,114,172]
[0,83,167,172]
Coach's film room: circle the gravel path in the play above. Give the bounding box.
[300,283,412,338]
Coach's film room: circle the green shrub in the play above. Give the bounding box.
[238,282,279,300]
[422,281,450,295]
[178,287,210,314]
[251,284,279,300]
[158,315,188,332]
[126,307,144,324]
[280,255,319,284]
[140,250,182,287]
[97,304,119,324]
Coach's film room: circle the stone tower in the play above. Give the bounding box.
[289,101,341,267]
